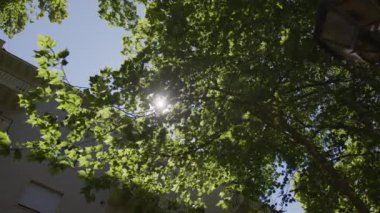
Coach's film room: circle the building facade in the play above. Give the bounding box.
[0,40,110,213]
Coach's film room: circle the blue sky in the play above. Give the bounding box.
[0,1,303,212]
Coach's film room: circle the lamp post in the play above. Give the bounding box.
[315,0,380,63]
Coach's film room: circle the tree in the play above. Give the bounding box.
[0,0,138,38]
[1,0,379,212]
[0,0,68,37]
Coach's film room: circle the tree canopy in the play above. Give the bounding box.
[0,0,137,37]
[1,0,379,212]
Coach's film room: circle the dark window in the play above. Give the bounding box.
[0,113,12,132]
[18,181,63,213]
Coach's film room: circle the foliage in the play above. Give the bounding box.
[97,0,139,29]
[0,0,139,38]
[3,0,380,212]
[21,35,235,210]
[0,131,11,155]
[0,0,68,37]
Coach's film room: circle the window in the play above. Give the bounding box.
[0,70,32,93]
[0,113,12,131]
[18,181,63,213]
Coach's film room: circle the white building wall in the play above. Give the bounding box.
[0,46,110,213]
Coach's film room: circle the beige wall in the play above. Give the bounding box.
[0,157,109,213]
[0,89,110,213]
[0,47,110,213]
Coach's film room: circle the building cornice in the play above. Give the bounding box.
[0,41,38,93]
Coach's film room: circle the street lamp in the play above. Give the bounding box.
[315,0,380,63]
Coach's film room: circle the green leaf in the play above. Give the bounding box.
[57,49,70,58]
[38,35,57,49]
[216,200,228,209]
[279,28,290,45]
[97,107,112,119]
[78,170,87,178]
[49,76,63,86]
[0,131,11,148]
[219,191,225,198]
